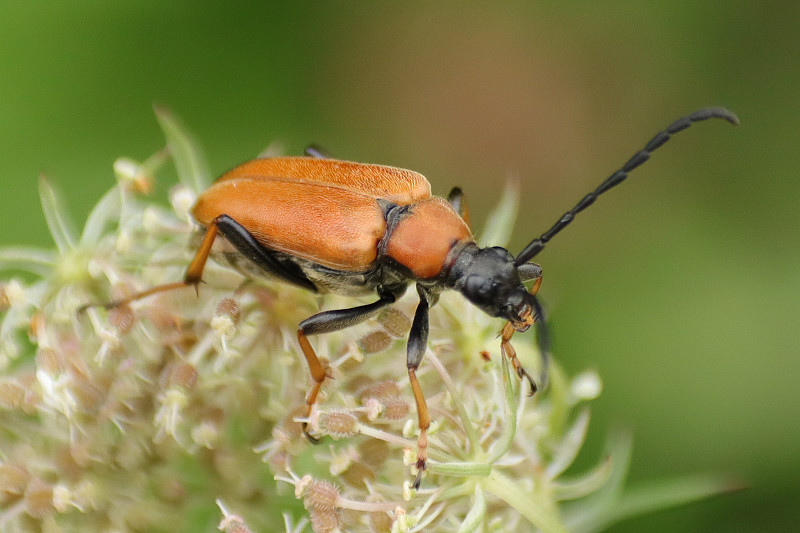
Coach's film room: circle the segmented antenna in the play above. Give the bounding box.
[514,107,739,266]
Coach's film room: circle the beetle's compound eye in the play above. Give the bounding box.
[464,274,493,305]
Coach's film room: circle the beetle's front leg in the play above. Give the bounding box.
[407,285,433,489]
[500,275,549,394]
[297,292,397,442]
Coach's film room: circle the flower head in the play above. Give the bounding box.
[0,109,736,532]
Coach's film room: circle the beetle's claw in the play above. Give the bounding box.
[192,280,205,297]
[517,366,538,397]
[302,422,321,444]
[412,458,426,490]
[412,470,423,490]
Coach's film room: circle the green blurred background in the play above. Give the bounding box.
[1,2,797,531]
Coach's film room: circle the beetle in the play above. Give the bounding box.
[90,107,738,488]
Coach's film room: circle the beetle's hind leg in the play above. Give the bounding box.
[81,214,318,312]
[297,291,397,442]
[80,221,219,311]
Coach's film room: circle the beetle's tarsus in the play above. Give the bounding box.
[412,464,424,490]
[76,298,126,314]
[412,438,427,490]
[78,280,197,316]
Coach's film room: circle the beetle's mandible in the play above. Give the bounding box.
[88,107,738,488]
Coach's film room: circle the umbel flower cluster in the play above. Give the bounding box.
[0,110,732,532]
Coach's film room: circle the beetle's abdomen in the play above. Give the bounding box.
[192,178,387,271]
[386,197,472,279]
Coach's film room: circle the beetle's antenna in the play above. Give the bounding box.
[514,107,738,266]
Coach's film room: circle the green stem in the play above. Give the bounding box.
[482,471,567,533]
[486,353,517,464]
[427,352,482,455]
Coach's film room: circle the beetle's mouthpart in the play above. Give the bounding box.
[511,307,534,332]
[505,293,535,332]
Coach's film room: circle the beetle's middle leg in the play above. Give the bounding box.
[297,291,397,441]
[303,144,331,159]
[83,214,318,311]
[406,285,437,489]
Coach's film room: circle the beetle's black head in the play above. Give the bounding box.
[448,244,539,331]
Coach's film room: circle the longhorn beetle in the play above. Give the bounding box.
[87,107,738,488]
